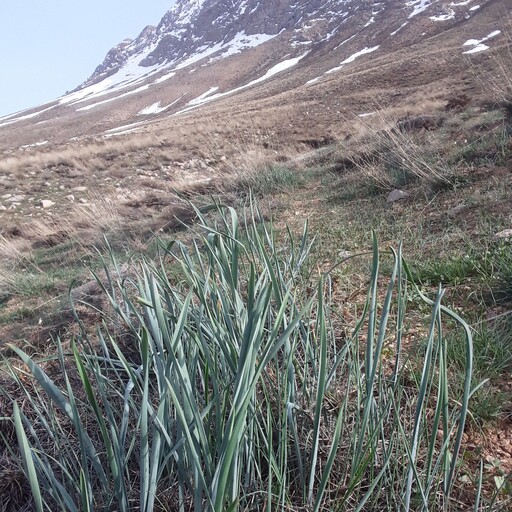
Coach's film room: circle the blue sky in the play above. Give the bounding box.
[0,2,174,116]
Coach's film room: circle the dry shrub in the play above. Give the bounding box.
[335,109,452,191]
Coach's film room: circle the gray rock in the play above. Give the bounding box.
[68,168,82,178]
[41,200,55,208]
[494,229,512,239]
[447,205,467,218]
[386,189,409,203]
[7,195,25,202]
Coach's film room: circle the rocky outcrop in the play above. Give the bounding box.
[82,25,157,86]
[80,0,361,86]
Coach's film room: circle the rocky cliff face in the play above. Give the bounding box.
[78,0,489,92]
[80,0,361,87]
[90,25,158,83]
[80,0,489,91]
[140,0,344,65]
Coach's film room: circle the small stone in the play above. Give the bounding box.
[7,195,25,202]
[1,193,12,200]
[59,185,65,190]
[66,194,75,201]
[41,200,55,208]
[72,186,87,192]
[79,198,88,204]
[494,229,512,239]
[386,189,409,203]
[67,168,82,178]
[0,205,6,211]
[447,205,467,218]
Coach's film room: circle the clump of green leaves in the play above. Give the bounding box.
[2,202,475,511]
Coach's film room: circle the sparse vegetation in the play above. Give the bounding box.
[1,204,478,511]
[1,92,512,510]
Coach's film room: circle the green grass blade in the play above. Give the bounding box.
[13,402,44,512]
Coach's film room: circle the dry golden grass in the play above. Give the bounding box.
[0,134,176,177]
[335,107,453,190]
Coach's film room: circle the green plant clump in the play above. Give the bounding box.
[1,203,476,511]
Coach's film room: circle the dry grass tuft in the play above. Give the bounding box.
[335,110,452,192]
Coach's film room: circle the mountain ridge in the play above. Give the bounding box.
[0,0,508,150]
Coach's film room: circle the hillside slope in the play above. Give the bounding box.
[0,0,508,149]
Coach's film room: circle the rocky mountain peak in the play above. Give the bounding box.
[82,0,359,87]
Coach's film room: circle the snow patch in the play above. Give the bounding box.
[463,44,489,54]
[333,33,357,50]
[212,32,278,60]
[59,80,113,105]
[0,105,56,128]
[390,22,408,35]
[430,9,455,21]
[325,65,344,75]
[105,121,146,134]
[407,0,433,18]
[340,46,380,64]
[104,128,141,138]
[154,72,176,84]
[188,87,220,106]
[322,46,380,76]
[174,32,277,71]
[20,140,48,149]
[76,84,150,111]
[138,102,168,115]
[364,16,375,27]
[175,54,308,115]
[462,29,501,54]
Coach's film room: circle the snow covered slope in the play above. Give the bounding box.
[0,0,508,147]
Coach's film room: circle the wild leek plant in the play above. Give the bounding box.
[1,203,474,511]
